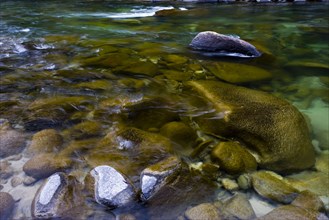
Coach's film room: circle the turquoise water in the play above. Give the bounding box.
[0,0,328,219]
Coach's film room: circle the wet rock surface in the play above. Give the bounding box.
[89,165,136,208]
[32,172,84,219]
[291,190,325,213]
[187,80,316,174]
[211,141,257,175]
[0,128,26,158]
[190,31,261,57]
[27,129,63,155]
[0,192,15,220]
[140,156,181,200]
[184,203,222,220]
[251,171,299,204]
[218,193,256,220]
[206,62,272,83]
[23,153,71,180]
[258,205,328,220]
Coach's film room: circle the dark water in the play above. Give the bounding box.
[0,0,328,219]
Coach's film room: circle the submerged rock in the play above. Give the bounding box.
[184,203,222,220]
[251,171,299,204]
[160,121,197,148]
[27,129,63,155]
[0,128,26,158]
[258,205,328,220]
[187,80,315,174]
[211,141,257,175]
[140,156,181,201]
[190,31,261,57]
[89,165,136,208]
[220,193,256,220]
[0,192,15,220]
[206,62,272,83]
[23,153,71,180]
[32,172,84,219]
[291,190,325,213]
[32,173,68,218]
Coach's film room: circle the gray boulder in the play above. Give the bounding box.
[140,156,181,201]
[90,165,136,208]
[190,31,261,57]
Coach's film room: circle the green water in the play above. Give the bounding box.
[0,0,328,219]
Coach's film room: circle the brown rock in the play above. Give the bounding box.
[0,192,15,220]
[258,205,327,220]
[185,203,222,220]
[251,171,299,204]
[0,129,26,158]
[211,141,257,175]
[222,193,256,220]
[187,80,315,174]
[23,153,71,180]
[291,190,325,213]
[28,129,63,155]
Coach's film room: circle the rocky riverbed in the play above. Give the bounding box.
[1,1,329,219]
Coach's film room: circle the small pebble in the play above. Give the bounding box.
[11,176,23,187]
[23,176,37,186]
[221,178,239,191]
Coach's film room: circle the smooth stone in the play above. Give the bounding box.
[119,61,158,77]
[0,128,26,158]
[237,174,252,190]
[160,121,197,148]
[291,190,325,213]
[62,120,103,140]
[184,203,222,220]
[251,171,299,204]
[258,205,328,220]
[206,62,272,83]
[0,160,13,179]
[27,129,63,155]
[221,178,239,191]
[23,153,71,180]
[190,31,261,57]
[222,193,256,220]
[11,176,23,187]
[140,156,181,201]
[23,176,37,186]
[116,213,136,220]
[90,165,135,208]
[211,141,257,175]
[286,171,329,197]
[28,96,89,111]
[187,80,315,174]
[0,192,15,220]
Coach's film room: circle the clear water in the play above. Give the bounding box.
[0,0,328,219]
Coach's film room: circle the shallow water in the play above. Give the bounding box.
[0,0,328,219]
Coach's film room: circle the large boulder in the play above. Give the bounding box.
[184,203,222,220]
[187,80,315,174]
[190,31,261,57]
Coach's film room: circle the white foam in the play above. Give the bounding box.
[60,6,176,19]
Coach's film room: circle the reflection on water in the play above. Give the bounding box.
[0,0,328,219]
